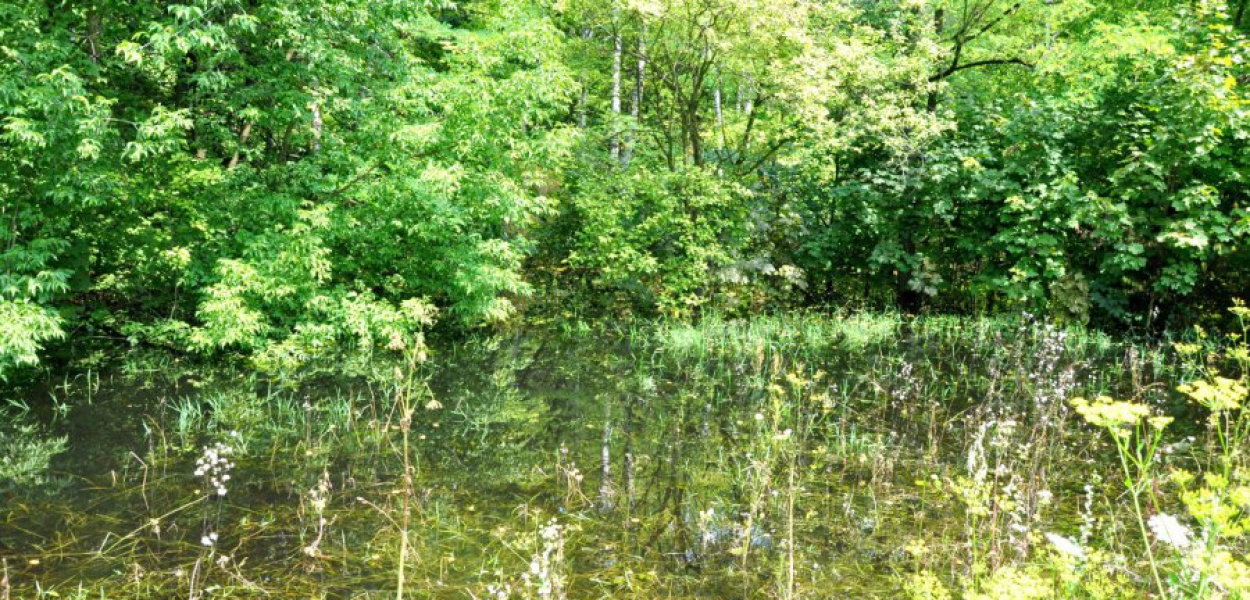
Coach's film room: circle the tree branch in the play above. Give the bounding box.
[931,57,1033,81]
[971,2,1022,41]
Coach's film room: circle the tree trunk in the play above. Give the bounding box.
[689,107,703,167]
[623,23,646,167]
[714,84,724,150]
[927,8,945,112]
[609,23,623,161]
[743,77,754,116]
[227,121,252,170]
[675,62,685,165]
[687,63,706,167]
[86,10,101,62]
[310,99,322,152]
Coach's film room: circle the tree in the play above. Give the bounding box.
[0,0,577,373]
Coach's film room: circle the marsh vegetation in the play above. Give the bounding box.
[3,309,1249,599]
[3,0,1250,598]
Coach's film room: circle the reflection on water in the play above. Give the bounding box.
[0,316,1171,598]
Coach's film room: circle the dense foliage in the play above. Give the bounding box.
[2,0,1248,375]
[0,0,574,376]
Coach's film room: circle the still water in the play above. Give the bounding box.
[0,316,1164,599]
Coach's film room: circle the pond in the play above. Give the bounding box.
[0,314,1197,599]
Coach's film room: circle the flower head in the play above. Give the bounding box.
[1178,377,1246,412]
[1070,396,1151,432]
[1044,532,1086,560]
[1148,514,1192,550]
[194,441,236,498]
[1148,416,1174,431]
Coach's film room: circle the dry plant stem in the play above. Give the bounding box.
[189,556,203,600]
[396,394,412,600]
[98,495,207,556]
[394,349,422,600]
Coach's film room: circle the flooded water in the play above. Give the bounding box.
[0,315,1180,599]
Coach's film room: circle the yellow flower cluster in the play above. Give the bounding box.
[1070,396,1152,431]
[1185,549,1250,596]
[964,566,1051,600]
[1178,377,1247,412]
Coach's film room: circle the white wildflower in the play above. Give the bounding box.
[194,441,235,498]
[1148,514,1192,550]
[1044,532,1086,559]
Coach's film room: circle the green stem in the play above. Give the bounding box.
[1115,437,1167,599]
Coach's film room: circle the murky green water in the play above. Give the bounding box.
[0,316,1179,599]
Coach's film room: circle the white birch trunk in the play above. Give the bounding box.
[609,24,623,161]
